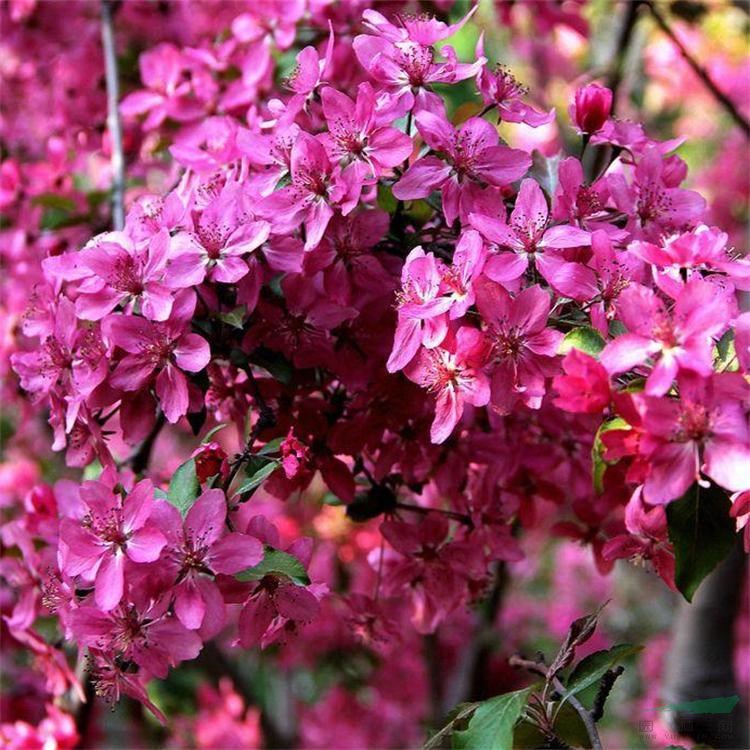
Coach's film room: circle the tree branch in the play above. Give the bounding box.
[100,0,126,230]
[647,1,750,138]
[509,655,604,750]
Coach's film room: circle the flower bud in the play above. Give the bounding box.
[191,441,228,483]
[571,84,613,134]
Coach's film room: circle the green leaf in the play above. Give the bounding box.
[32,193,77,212]
[167,458,201,517]
[452,687,532,750]
[219,306,247,329]
[666,482,736,602]
[377,183,398,213]
[235,459,279,494]
[591,417,630,493]
[714,330,737,372]
[258,437,284,455]
[562,644,641,705]
[202,423,229,443]
[552,702,592,749]
[235,546,310,585]
[559,326,606,356]
[424,703,479,750]
[251,347,294,385]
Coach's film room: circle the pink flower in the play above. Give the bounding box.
[284,23,334,105]
[471,178,594,299]
[587,230,643,335]
[353,7,482,116]
[259,132,350,251]
[439,229,487,319]
[303,210,392,306]
[608,146,706,240]
[553,349,611,414]
[167,183,270,287]
[405,327,490,444]
[393,109,531,225]
[600,278,733,396]
[70,594,202,679]
[58,477,166,611]
[154,489,264,632]
[475,279,562,413]
[387,247,453,373]
[633,373,750,504]
[552,157,623,236]
[237,517,319,649]
[476,37,553,127]
[44,230,173,321]
[379,515,480,633]
[570,83,612,134]
[320,81,413,183]
[104,290,211,424]
[628,225,750,289]
[120,43,204,130]
[603,488,675,589]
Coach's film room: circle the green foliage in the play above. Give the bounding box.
[452,688,533,750]
[235,546,310,585]
[235,456,279,494]
[666,482,736,601]
[591,417,629,493]
[167,458,200,516]
[562,644,642,706]
[559,326,606,356]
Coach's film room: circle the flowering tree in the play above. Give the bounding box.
[1,1,748,748]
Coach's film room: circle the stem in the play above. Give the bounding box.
[509,655,604,750]
[222,368,276,492]
[647,1,750,138]
[395,501,473,526]
[100,0,125,230]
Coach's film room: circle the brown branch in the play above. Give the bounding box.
[100,0,126,229]
[509,655,604,750]
[647,1,750,138]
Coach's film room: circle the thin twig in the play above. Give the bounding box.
[100,0,125,229]
[647,1,750,137]
[509,654,604,750]
[222,368,276,492]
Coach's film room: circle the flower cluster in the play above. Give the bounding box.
[2,0,748,744]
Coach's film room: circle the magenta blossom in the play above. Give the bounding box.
[393,110,531,225]
[167,183,270,287]
[632,373,750,504]
[471,178,593,299]
[237,516,320,649]
[387,247,453,373]
[600,278,733,396]
[104,289,211,423]
[353,8,482,116]
[405,327,490,444]
[44,230,173,322]
[70,594,202,679]
[153,489,264,632]
[320,82,413,181]
[570,83,612,134]
[119,43,205,130]
[475,279,562,414]
[260,132,353,251]
[58,477,166,611]
[476,36,553,127]
[608,146,706,240]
